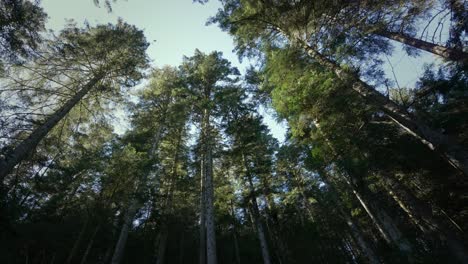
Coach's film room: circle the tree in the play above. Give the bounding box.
[0,0,47,65]
[211,0,468,177]
[0,20,149,181]
[180,49,240,264]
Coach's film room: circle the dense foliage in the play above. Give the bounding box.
[0,1,467,264]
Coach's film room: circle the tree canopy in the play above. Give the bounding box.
[0,1,467,264]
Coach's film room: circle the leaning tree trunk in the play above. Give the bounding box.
[342,211,380,264]
[314,120,413,256]
[344,176,413,257]
[66,216,89,264]
[0,75,101,181]
[321,175,380,264]
[80,224,100,264]
[111,122,165,264]
[375,30,468,62]
[299,40,468,177]
[244,161,272,264]
[380,173,468,263]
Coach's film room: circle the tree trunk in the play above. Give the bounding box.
[80,224,100,264]
[245,165,272,264]
[155,227,169,264]
[375,30,468,62]
[318,171,380,263]
[314,122,413,256]
[199,157,207,264]
[349,180,413,257]
[202,108,217,264]
[230,201,241,264]
[155,133,181,264]
[0,76,101,180]
[344,212,380,264]
[66,216,89,264]
[300,41,468,177]
[111,199,138,264]
[179,231,185,264]
[381,173,468,263]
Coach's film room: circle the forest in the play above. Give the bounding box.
[0,0,467,263]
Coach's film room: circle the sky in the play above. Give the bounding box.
[40,0,442,143]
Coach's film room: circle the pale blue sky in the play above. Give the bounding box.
[40,0,442,143]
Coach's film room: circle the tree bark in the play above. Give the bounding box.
[314,120,413,256]
[201,107,217,264]
[244,160,272,264]
[0,76,101,181]
[343,211,380,264]
[199,156,207,264]
[111,199,138,264]
[300,41,468,177]
[155,227,169,264]
[155,131,182,264]
[375,30,468,63]
[80,225,100,264]
[66,216,89,264]
[381,173,468,263]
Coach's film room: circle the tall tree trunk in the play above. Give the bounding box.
[318,171,380,263]
[260,179,287,263]
[375,30,468,62]
[299,41,468,177]
[111,199,138,264]
[343,212,380,264]
[179,231,185,264]
[244,163,272,264]
[80,225,100,264]
[202,108,217,264]
[199,157,207,264]
[381,173,468,263]
[155,131,181,264]
[0,76,101,180]
[314,120,413,256]
[346,178,413,257]
[155,227,169,264]
[66,216,89,264]
[230,201,241,264]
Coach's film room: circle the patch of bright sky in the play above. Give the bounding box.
[41,0,444,143]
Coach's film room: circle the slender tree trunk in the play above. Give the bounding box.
[381,173,468,263]
[0,76,101,180]
[375,30,468,62]
[230,201,241,264]
[201,107,217,264]
[155,132,181,264]
[155,227,169,264]
[299,41,468,177]
[313,123,413,256]
[199,157,207,264]
[347,179,413,257]
[318,171,380,263]
[244,166,272,264]
[179,231,185,264]
[344,214,380,264]
[80,225,100,264]
[111,199,138,264]
[66,216,89,264]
